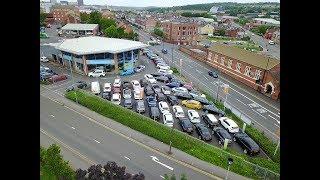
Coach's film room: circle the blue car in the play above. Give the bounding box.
[146,96,157,107]
[166,82,182,88]
[120,69,134,76]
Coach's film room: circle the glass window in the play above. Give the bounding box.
[244,66,251,76]
[220,57,225,66]
[236,63,241,72]
[227,60,233,69]
[254,69,262,80]
[95,53,105,59]
[86,54,95,60]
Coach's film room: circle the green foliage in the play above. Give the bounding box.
[180,174,187,180]
[171,67,180,75]
[40,12,47,26]
[214,29,226,36]
[89,11,102,24]
[235,18,250,26]
[80,12,90,23]
[65,90,280,178]
[153,28,164,38]
[104,25,119,38]
[181,12,214,19]
[241,36,251,41]
[100,18,117,30]
[251,25,271,36]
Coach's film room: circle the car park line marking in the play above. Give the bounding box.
[94,139,101,144]
[150,156,174,171]
[70,126,76,130]
[42,94,223,180]
[123,156,131,161]
[256,108,267,114]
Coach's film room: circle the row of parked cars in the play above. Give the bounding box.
[40,65,67,83]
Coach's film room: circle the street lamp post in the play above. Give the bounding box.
[225,157,233,180]
[168,125,174,155]
[68,59,78,104]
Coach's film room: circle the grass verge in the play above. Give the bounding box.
[65,90,280,179]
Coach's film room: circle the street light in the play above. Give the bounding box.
[225,157,233,180]
[68,59,78,104]
[168,125,174,155]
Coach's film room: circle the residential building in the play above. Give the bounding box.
[199,24,214,35]
[77,0,84,6]
[135,16,157,32]
[225,28,244,38]
[61,23,99,36]
[161,21,199,45]
[60,1,69,5]
[117,21,133,34]
[45,13,55,25]
[253,18,280,27]
[55,36,148,75]
[219,16,238,23]
[40,1,53,13]
[102,9,115,19]
[51,5,80,25]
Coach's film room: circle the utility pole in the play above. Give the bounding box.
[68,59,78,104]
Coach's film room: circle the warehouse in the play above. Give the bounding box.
[60,23,99,36]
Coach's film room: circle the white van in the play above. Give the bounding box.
[112,93,121,105]
[91,81,100,95]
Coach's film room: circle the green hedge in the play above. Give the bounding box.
[203,92,280,163]
[171,67,180,75]
[65,90,279,179]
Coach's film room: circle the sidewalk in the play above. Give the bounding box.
[41,87,250,180]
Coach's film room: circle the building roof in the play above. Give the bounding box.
[208,45,279,70]
[254,18,280,25]
[56,36,148,55]
[61,23,98,31]
[51,4,78,10]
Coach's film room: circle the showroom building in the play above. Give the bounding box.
[55,36,148,75]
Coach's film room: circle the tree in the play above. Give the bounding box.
[215,29,225,36]
[40,12,47,26]
[154,28,164,38]
[89,11,102,24]
[80,12,90,23]
[100,18,117,30]
[164,174,187,180]
[104,25,119,38]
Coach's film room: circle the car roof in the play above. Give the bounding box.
[223,118,238,127]
[206,114,217,120]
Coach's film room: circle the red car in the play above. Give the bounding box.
[112,86,121,93]
[48,74,67,83]
[183,82,193,91]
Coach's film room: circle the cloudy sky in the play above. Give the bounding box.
[51,0,279,7]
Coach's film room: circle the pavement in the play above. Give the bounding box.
[40,87,250,180]
[137,29,280,142]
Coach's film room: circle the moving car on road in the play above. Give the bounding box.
[208,71,218,78]
[187,110,201,123]
[88,69,106,77]
[202,114,219,128]
[178,117,193,134]
[233,131,260,155]
[172,105,185,118]
[194,123,212,141]
[212,127,232,146]
[219,117,239,133]
[163,113,174,127]
[182,100,202,110]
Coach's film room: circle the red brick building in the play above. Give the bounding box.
[117,21,133,34]
[161,21,199,45]
[45,13,55,25]
[51,5,80,25]
[135,17,157,32]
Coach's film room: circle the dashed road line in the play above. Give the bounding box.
[94,139,101,144]
[123,156,131,161]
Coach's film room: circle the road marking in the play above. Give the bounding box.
[236,98,246,106]
[123,156,131,160]
[196,69,202,74]
[40,128,96,165]
[160,175,165,179]
[248,103,259,108]
[268,114,280,122]
[71,126,76,130]
[256,108,267,114]
[252,109,267,119]
[94,139,101,144]
[274,123,280,128]
[150,156,174,171]
[50,114,55,118]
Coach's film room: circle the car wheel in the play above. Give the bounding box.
[100,75,103,77]
[244,149,247,154]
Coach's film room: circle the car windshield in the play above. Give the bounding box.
[138,101,144,106]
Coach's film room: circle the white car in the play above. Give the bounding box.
[203,114,219,126]
[91,81,100,95]
[161,86,171,95]
[172,87,188,94]
[131,80,141,90]
[111,93,121,105]
[268,40,275,45]
[219,117,239,133]
[103,83,112,92]
[187,110,201,123]
[134,89,143,100]
[163,113,174,127]
[88,69,106,77]
[113,78,121,88]
[172,105,185,118]
[159,101,170,114]
[158,69,173,75]
[40,56,49,62]
[144,74,157,84]
[157,64,170,70]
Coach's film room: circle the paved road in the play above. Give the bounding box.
[137,30,280,142]
[231,22,280,60]
[41,93,231,180]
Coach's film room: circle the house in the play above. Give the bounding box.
[117,21,133,34]
[199,24,214,35]
[135,16,157,32]
[102,10,115,19]
[51,4,80,25]
[253,18,280,27]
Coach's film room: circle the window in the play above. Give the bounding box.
[236,63,241,72]
[220,57,225,66]
[227,60,233,69]
[95,53,105,59]
[213,54,218,62]
[194,31,196,35]
[207,52,212,61]
[183,27,186,30]
[178,27,181,30]
[244,66,251,76]
[189,31,191,35]
[182,32,185,35]
[254,69,262,80]
[177,32,180,35]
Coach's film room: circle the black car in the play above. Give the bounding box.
[162,49,168,54]
[166,82,182,88]
[123,98,133,109]
[193,96,211,105]
[233,131,260,155]
[122,81,132,89]
[75,81,88,89]
[102,92,112,100]
[167,95,179,105]
[149,106,160,121]
[178,117,193,134]
[65,86,76,92]
[146,96,157,107]
[155,76,169,83]
[208,71,218,78]
[174,92,192,100]
[203,104,225,117]
[201,114,219,128]
[164,74,174,81]
[212,127,232,146]
[144,85,155,96]
[155,92,166,102]
[151,72,163,77]
[152,84,161,93]
[140,78,149,87]
[194,123,212,141]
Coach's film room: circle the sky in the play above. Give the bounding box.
[46,0,280,7]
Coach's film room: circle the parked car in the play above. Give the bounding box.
[48,74,67,83]
[189,90,206,98]
[172,87,188,94]
[158,68,173,75]
[183,82,193,91]
[123,98,133,109]
[112,86,121,94]
[202,114,219,128]
[122,88,132,99]
[103,83,112,92]
[150,73,163,77]
[144,85,154,96]
[144,74,157,84]
[161,86,171,95]
[136,100,145,113]
[194,123,212,141]
[74,81,87,89]
[149,106,160,121]
[162,49,168,54]
[233,131,260,155]
[146,96,157,107]
[133,89,143,100]
[167,95,179,105]
[268,40,275,45]
[155,92,166,102]
[166,82,182,88]
[203,104,225,117]
[111,93,121,105]
[219,117,239,133]
[193,96,211,105]
[65,85,76,92]
[113,78,121,88]
[157,64,170,70]
[155,76,169,83]
[140,78,149,87]
[159,101,170,114]
[122,81,131,89]
[174,92,192,100]
[88,69,106,77]
[208,71,218,78]
[178,117,193,133]
[134,65,146,73]
[172,105,185,118]
[102,92,112,100]
[163,113,174,127]
[164,74,174,81]
[131,80,141,90]
[151,84,161,93]
[40,56,49,62]
[182,100,202,110]
[187,110,201,123]
[212,127,232,146]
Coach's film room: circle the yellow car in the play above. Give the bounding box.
[182,100,202,110]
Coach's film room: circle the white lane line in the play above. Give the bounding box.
[94,139,101,144]
[196,69,202,74]
[274,123,280,128]
[160,175,165,179]
[236,98,247,106]
[252,109,267,119]
[123,156,131,160]
[50,114,55,118]
[71,126,76,130]
[268,114,280,123]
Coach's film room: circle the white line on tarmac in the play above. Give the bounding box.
[252,109,267,119]
[160,175,165,179]
[71,126,76,130]
[236,98,247,106]
[123,156,131,160]
[50,114,55,118]
[268,114,280,122]
[94,139,101,144]
[274,123,280,128]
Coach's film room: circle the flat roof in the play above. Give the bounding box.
[208,45,279,70]
[56,36,149,55]
[61,23,99,31]
[254,18,280,25]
